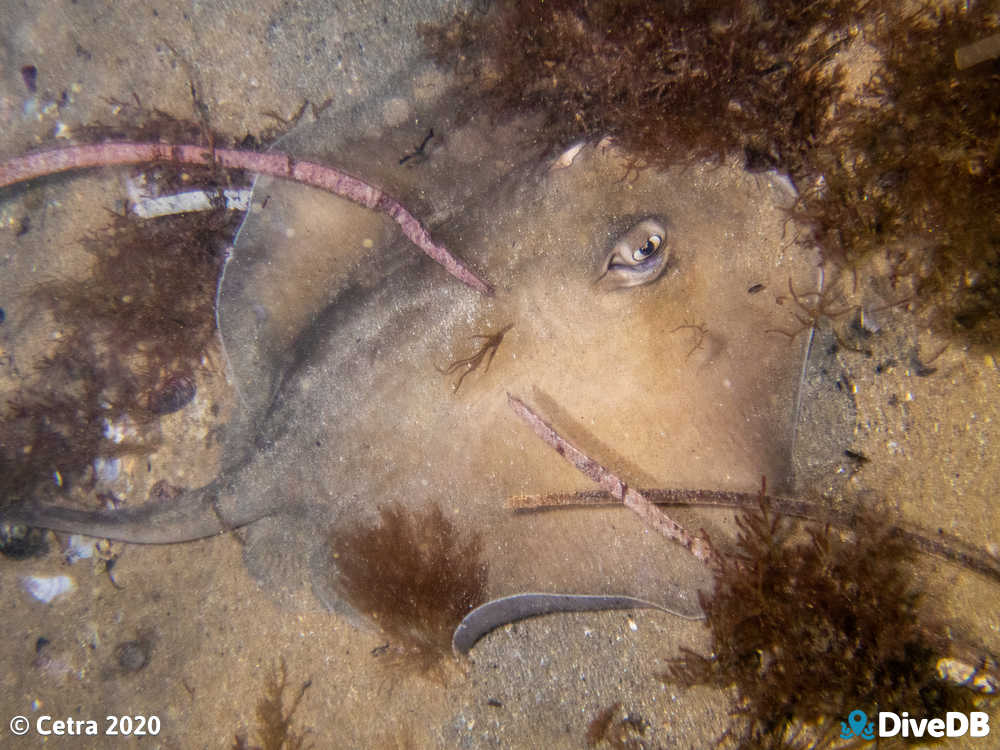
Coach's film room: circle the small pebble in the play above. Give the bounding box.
[21,65,38,93]
[0,526,49,559]
[148,374,196,415]
[115,639,151,673]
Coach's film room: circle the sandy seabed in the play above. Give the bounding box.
[1,2,998,748]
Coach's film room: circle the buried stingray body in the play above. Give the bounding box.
[2,124,814,625]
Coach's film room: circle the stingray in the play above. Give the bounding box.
[0,103,816,636]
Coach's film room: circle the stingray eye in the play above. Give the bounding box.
[632,233,663,262]
[597,218,669,289]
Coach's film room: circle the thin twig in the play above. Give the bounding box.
[506,399,1000,582]
[506,393,716,566]
[508,487,1000,585]
[0,142,492,296]
[955,31,1000,69]
[510,487,779,512]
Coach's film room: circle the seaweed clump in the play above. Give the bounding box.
[233,659,312,750]
[665,497,990,748]
[425,1,1000,349]
[0,207,238,508]
[326,503,488,674]
[586,702,654,750]
[799,5,1000,347]
[41,208,237,411]
[2,339,112,506]
[424,0,855,178]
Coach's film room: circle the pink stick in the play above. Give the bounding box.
[0,142,493,296]
[506,393,716,566]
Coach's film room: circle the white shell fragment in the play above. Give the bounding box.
[551,141,585,170]
[21,575,75,603]
[937,657,998,694]
[63,535,95,564]
[131,188,251,219]
[93,456,121,483]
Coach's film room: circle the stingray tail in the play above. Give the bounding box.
[452,592,705,655]
[0,479,258,544]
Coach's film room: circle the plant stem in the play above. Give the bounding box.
[508,487,1000,584]
[0,142,493,295]
[506,392,716,566]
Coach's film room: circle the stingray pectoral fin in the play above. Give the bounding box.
[0,480,259,544]
[452,591,705,655]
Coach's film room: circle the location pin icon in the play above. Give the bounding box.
[848,710,868,737]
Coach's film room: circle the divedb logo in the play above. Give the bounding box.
[841,709,990,741]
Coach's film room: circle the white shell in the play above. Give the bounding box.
[551,141,585,170]
[22,575,75,603]
[93,456,121,483]
[64,535,96,564]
